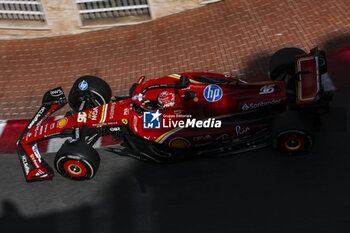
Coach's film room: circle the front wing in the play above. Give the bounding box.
[17,87,67,182]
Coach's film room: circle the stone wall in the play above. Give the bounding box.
[0,0,203,40]
[150,0,200,18]
[0,0,349,119]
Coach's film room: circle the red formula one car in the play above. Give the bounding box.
[17,47,333,182]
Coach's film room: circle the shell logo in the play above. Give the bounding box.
[57,118,68,128]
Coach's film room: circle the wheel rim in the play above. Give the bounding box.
[63,160,87,177]
[90,90,106,106]
[281,135,305,152]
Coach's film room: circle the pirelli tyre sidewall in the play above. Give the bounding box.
[54,141,100,180]
[273,130,313,155]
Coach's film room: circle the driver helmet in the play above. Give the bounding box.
[157,90,175,108]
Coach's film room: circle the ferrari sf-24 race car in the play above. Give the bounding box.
[17,47,333,182]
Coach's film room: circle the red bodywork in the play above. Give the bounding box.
[17,51,324,181]
[131,73,286,147]
[21,73,286,147]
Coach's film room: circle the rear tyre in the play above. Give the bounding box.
[54,141,100,180]
[273,130,313,155]
[68,76,112,112]
[272,110,313,156]
[269,47,306,81]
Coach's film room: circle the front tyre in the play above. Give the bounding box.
[68,76,112,112]
[54,141,100,180]
[273,130,313,155]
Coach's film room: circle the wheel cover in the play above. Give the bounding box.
[63,160,87,177]
[281,135,305,152]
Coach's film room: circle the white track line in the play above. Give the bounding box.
[93,137,102,148]
[47,134,103,153]
[47,138,67,153]
[0,120,7,138]
[47,116,66,153]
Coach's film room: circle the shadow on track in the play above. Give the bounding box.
[1,41,350,233]
[1,86,349,233]
[321,34,350,52]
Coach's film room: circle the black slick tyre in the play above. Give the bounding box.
[269,47,306,81]
[272,110,314,156]
[54,141,100,180]
[68,75,112,112]
[273,130,313,155]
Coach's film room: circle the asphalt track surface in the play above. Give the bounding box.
[0,85,349,233]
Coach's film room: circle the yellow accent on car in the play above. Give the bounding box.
[155,127,181,143]
[99,105,106,124]
[168,74,201,84]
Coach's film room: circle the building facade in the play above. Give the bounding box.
[0,0,221,40]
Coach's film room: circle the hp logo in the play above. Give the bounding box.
[203,85,223,102]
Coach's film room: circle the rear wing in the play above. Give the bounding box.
[295,47,328,106]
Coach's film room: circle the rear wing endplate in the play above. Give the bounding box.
[295,47,327,105]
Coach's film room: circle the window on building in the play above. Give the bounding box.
[0,0,47,29]
[75,0,152,27]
